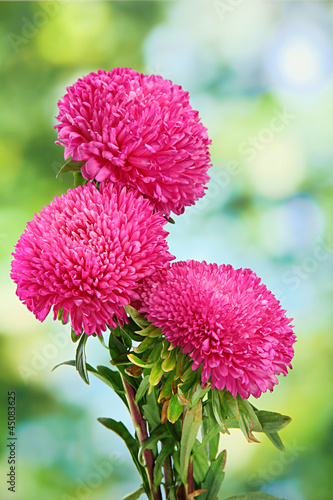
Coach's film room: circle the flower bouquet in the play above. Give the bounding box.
[11,68,295,500]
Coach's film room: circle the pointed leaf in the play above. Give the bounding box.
[168,393,184,424]
[134,336,156,354]
[193,440,209,485]
[158,370,175,403]
[153,439,175,487]
[75,333,89,384]
[56,159,85,177]
[125,305,149,328]
[149,359,164,387]
[121,486,145,500]
[199,450,226,500]
[135,375,150,403]
[180,399,202,484]
[128,353,155,368]
[254,410,292,433]
[265,431,286,452]
[162,349,177,372]
[220,390,239,420]
[237,397,262,443]
[97,418,149,493]
[142,390,161,431]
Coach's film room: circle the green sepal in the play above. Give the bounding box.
[74,171,86,187]
[56,159,85,178]
[180,399,202,484]
[97,418,150,495]
[199,450,226,500]
[71,328,80,343]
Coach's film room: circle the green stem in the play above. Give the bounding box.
[121,375,162,500]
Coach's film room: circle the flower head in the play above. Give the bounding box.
[137,260,296,399]
[55,68,211,216]
[11,182,174,336]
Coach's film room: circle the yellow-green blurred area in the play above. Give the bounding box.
[1,1,333,499]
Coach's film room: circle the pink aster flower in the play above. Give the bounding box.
[137,260,296,399]
[55,68,211,216]
[11,183,174,336]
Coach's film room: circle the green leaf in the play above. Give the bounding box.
[153,439,175,487]
[254,410,292,433]
[142,390,161,431]
[56,159,85,178]
[52,359,94,373]
[138,425,171,466]
[109,332,128,359]
[149,358,164,386]
[180,399,202,484]
[190,384,210,408]
[128,353,155,368]
[168,393,184,423]
[135,335,157,354]
[264,431,286,452]
[162,349,177,372]
[211,389,228,433]
[193,440,209,484]
[194,423,220,462]
[124,305,150,328]
[121,485,145,500]
[237,397,262,443]
[121,318,147,341]
[110,353,132,366]
[97,418,149,494]
[220,390,239,420]
[158,370,175,403]
[224,493,286,500]
[75,333,89,384]
[135,375,150,403]
[199,450,226,500]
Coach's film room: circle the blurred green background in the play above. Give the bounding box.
[1,1,333,499]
